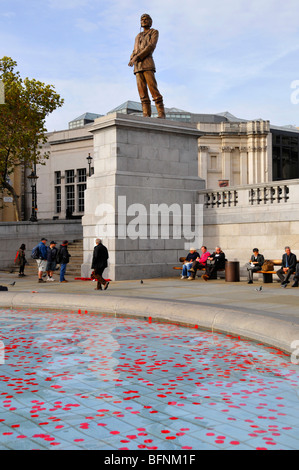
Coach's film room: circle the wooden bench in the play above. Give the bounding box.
[173,257,204,271]
[173,257,224,279]
[256,259,282,283]
[173,258,187,271]
[175,258,296,283]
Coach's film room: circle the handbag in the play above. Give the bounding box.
[261,260,274,271]
[14,251,20,264]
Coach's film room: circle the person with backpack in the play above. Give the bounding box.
[57,240,71,283]
[32,238,48,283]
[14,244,27,277]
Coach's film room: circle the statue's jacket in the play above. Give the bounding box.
[130,28,159,74]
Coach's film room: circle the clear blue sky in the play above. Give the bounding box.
[1,0,299,131]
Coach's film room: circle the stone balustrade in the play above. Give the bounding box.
[198,179,299,266]
[201,181,293,209]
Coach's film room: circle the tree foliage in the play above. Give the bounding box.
[0,56,64,219]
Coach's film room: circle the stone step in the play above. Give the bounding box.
[13,239,84,277]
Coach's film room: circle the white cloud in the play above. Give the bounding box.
[44,76,138,131]
[75,18,99,33]
[47,0,89,9]
[0,12,15,18]
[3,0,299,128]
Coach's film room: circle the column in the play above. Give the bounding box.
[260,136,268,183]
[221,146,233,185]
[198,145,209,185]
[247,138,256,185]
[240,146,248,185]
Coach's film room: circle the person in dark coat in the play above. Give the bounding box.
[46,241,58,281]
[246,248,265,284]
[15,243,27,277]
[277,246,297,287]
[58,240,71,283]
[202,246,226,281]
[292,263,299,287]
[91,238,109,290]
[181,247,199,279]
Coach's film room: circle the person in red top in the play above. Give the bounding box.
[188,246,211,280]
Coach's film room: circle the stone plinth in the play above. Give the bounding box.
[81,113,205,280]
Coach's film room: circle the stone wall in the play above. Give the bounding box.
[198,179,299,273]
[0,220,82,270]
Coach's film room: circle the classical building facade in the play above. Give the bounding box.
[197,120,272,188]
[35,123,94,220]
[3,102,299,222]
[197,119,299,188]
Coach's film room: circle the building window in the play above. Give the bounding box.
[272,131,299,180]
[77,168,87,183]
[55,186,61,213]
[66,169,75,184]
[66,185,75,213]
[210,155,218,170]
[55,171,61,185]
[69,119,84,129]
[77,184,86,212]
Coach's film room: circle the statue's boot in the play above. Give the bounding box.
[154,98,166,119]
[141,100,151,117]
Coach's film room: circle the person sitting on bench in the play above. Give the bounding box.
[181,247,199,279]
[202,246,226,281]
[277,246,297,288]
[292,262,299,288]
[188,246,211,280]
[246,248,264,284]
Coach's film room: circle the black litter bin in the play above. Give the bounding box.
[225,261,240,282]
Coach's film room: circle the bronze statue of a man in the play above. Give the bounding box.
[128,14,165,119]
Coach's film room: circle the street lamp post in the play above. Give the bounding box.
[27,170,38,222]
[87,153,93,177]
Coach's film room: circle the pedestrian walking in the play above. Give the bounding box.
[91,238,109,290]
[57,240,71,283]
[14,243,27,277]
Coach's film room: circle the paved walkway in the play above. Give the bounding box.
[1,270,299,355]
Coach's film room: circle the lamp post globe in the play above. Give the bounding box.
[27,170,38,222]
